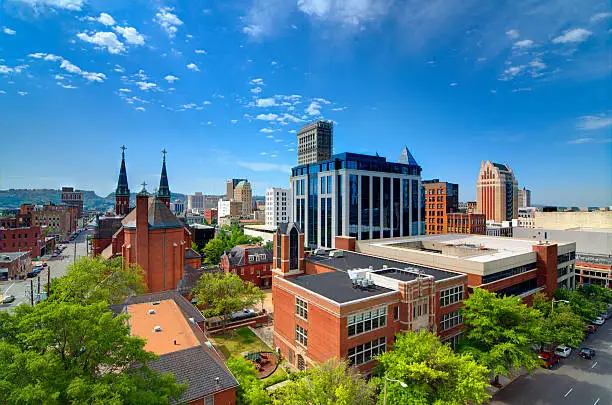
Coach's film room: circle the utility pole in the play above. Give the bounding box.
[73,240,77,263]
[30,279,34,306]
[47,265,51,297]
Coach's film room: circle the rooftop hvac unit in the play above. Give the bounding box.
[148,309,156,315]
[152,326,162,332]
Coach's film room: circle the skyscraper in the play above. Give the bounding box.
[115,145,130,216]
[518,187,531,208]
[265,188,292,227]
[226,178,247,200]
[187,192,205,211]
[297,120,333,165]
[476,161,518,222]
[422,179,459,234]
[233,180,253,217]
[157,149,171,208]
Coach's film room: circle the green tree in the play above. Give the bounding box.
[458,288,541,385]
[193,272,264,330]
[264,241,274,250]
[532,293,584,348]
[202,238,227,264]
[272,359,375,405]
[190,241,201,254]
[50,256,145,305]
[226,356,271,405]
[376,330,490,405]
[0,301,185,404]
[554,288,600,322]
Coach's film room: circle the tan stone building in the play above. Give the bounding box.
[233,180,253,217]
[476,161,518,222]
[534,211,612,230]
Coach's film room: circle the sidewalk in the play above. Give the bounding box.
[486,369,526,396]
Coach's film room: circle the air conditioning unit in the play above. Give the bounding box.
[148,309,156,315]
[152,326,162,332]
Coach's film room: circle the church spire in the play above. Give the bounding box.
[157,149,171,208]
[115,145,131,216]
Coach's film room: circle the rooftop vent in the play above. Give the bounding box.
[152,301,160,306]
[329,250,344,258]
[153,326,162,332]
[188,317,195,324]
[148,309,156,315]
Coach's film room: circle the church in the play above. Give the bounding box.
[91,147,201,293]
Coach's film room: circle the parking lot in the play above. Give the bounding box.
[0,229,90,311]
[491,318,612,405]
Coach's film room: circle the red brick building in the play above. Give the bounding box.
[272,224,467,374]
[203,208,217,224]
[447,213,486,234]
[0,225,46,257]
[220,245,273,287]
[0,251,32,280]
[422,179,459,235]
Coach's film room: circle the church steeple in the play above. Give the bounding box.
[157,149,171,208]
[115,145,131,216]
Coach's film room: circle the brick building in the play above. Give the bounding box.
[111,291,238,404]
[0,225,46,257]
[0,251,31,280]
[0,204,33,228]
[422,179,458,234]
[447,213,486,234]
[31,204,77,241]
[91,216,124,257]
[271,224,467,374]
[203,208,217,224]
[575,254,611,289]
[220,245,273,287]
[61,187,83,217]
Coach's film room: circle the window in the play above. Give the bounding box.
[296,325,308,346]
[347,307,386,337]
[296,298,308,319]
[440,285,464,307]
[412,299,428,317]
[393,306,399,320]
[348,337,386,366]
[442,333,463,350]
[440,310,463,331]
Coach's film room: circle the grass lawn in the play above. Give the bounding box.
[211,327,272,358]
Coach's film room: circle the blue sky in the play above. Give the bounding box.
[0,0,610,206]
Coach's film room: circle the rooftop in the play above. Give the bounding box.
[0,251,30,262]
[122,197,183,230]
[288,271,395,304]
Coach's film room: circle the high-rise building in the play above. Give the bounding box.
[217,200,242,218]
[265,188,292,227]
[226,178,247,200]
[233,180,253,217]
[297,120,333,165]
[291,150,423,248]
[171,199,184,214]
[476,161,518,222]
[61,187,83,217]
[518,187,531,208]
[187,192,205,211]
[115,145,131,216]
[157,149,171,208]
[422,179,458,234]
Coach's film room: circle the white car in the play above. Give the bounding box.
[554,346,572,358]
[591,317,604,326]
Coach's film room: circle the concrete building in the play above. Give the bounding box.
[447,213,486,234]
[218,200,242,219]
[243,224,276,244]
[170,199,184,215]
[291,150,423,249]
[226,179,247,200]
[111,291,238,404]
[422,179,458,234]
[220,245,273,288]
[61,187,83,217]
[518,207,537,228]
[297,120,334,165]
[0,225,46,257]
[272,224,467,374]
[533,211,612,230]
[187,192,205,211]
[485,220,517,237]
[265,188,292,227]
[476,161,518,222]
[518,187,531,208]
[233,180,253,217]
[0,251,31,280]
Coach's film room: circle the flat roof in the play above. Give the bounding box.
[365,234,574,263]
[372,268,419,282]
[306,250,460,280]
[288,271,395,304]
[0,251,29,262]
[127,299,201,355]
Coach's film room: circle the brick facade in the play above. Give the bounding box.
[219,245,273,288]
[0,226,45,257]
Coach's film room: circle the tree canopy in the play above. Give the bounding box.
[201,226,264,264]
[376,330,490,405]
[272,359,375,405]
[458,288,541,384]
[553,287,601,322]
[532,292,585,348]
[226,356,271,405]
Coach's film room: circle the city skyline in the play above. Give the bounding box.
[0,1,610,206]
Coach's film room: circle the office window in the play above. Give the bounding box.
[440,285,464,307]
[442,333,463,350]
[347,307,387,337]
[393,306,399,320]
[348,337,386,366]
[296,325,308,347]
[440,310,463,331]
[296,298,308,319]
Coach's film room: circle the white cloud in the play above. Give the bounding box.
[203,100,212,105]
[260,127,276,133]
[60,59,81,74]
[313,97,331,104]
[182,103,197,109]
[251,86,262,94]
[0,90,5,94]
[236,161,292,172]
[552,28,592,44]
[449,82,458,87]
[243,24,265,38]
[256,97,277,107]
[567,137,595,144]
[114,64,125,73]
[529,58,546,71]
[513,39,533,48]
[186,63,199,71]
[231,119,238,124]
[250,78,265,85]
[82,72,107,82]
[271,61,278,66]
[297,0,392,27]
[54,74,64,80]
[266,135,274,139]
[135,106,146,112]
[306,101,321,115]
[135,81,157,91]
[13,0,85,11]
[278,113,304,123]
[512,87,532,92]
[119,88,131,93]
[577,114,612,131]
[590,12,612,22]
[57,82,77,89]
[331,107,346,111]
[18,91,28,96]
[114,26,145,46]
[87,12,115,26]
[3,28,16,35]
[77,31,125,54]
[288,129,297,133]
[256,113,279,121]
[506,29,520,39]
[207,121,213,125]
[195,49,207,54]
[164,75,179,83]
[0,64,27,75]
[155,7,183,38]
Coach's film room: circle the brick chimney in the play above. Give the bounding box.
[136,192,149,289]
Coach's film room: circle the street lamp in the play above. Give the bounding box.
[552,299,569,312]
[383,376,408,405]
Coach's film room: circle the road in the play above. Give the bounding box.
[0,229,90,311]
[491,319,612,405]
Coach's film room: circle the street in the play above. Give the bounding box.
[0,229,90,311]
[491,319,612,405]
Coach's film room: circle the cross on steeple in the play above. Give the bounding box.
[121,145,127,152]
[141,181,147,189]
[162,149,167,162]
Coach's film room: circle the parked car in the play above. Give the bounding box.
[554,346,572,358]
[51,253,59,258]
[26,271,37,278]
[2,295,15,304]
[578,347,595,359]
[587,324,598,333]
[538,352,561,369]
[591,318,604,326]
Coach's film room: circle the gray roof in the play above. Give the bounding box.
[224,245,272,266]
[288,271,395,304]
[0,251,29,262]
[305,250,459,280]
[185,249,201,259]
[122,197,183,230]
[110,290,205,323]
[145,346,238,404]
[277,222,302,235]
